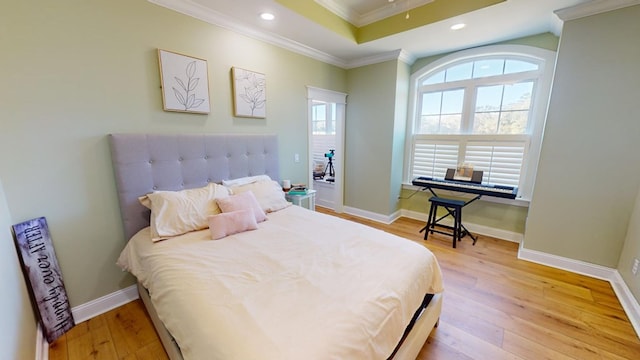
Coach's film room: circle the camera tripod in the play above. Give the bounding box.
[324,156,335,178]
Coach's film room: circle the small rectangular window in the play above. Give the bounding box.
[474,82,533,135]
[419,89,464,134]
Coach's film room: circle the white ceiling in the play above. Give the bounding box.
[152,0,593,68]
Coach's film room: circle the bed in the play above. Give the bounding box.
[109,133,443,360]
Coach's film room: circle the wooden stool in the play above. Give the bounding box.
[421,196,475,248]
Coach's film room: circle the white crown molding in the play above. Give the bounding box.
[149,0,417,69]
[554,0,640,21]
[315,0,434,27]
[358,0,434,26]
[148,0,349,68]
[398,49,416,65]
[345,49,415,69]
[314,0,357,24]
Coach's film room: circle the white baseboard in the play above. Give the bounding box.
[343,206,397,224]
[315,198,334,209]
[400,209,524,243]
[36,284,139,360]
[72,284,139,323]
[339,207,524,242]
[35,324,47,360]
[611,271,640,337]
[518,245,640,338]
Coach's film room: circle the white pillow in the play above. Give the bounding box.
[222,175,272,187]
[139,183,230,242]
[228,179,291,213]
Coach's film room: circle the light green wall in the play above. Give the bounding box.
[389,61,411,213]
[345,60,399,214]
[524,6,640,268]
[399,190,528,234]
[0,178,36,359]
[0,0,346,309]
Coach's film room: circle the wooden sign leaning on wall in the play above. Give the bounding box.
[12,217,74,343]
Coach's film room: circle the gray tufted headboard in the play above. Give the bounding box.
[109,133,280,240]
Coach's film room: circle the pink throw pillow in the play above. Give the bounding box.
[208,209,258,240]
[216,191,267,223]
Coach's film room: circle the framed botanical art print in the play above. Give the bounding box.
[158,49,211,114]
[231,67,266,118]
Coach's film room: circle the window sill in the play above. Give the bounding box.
[401,183,530,207]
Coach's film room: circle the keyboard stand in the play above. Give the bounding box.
[419,187,479,244]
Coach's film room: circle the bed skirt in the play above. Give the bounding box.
[138,283,442,360]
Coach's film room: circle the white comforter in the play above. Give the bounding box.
[117,205,443,360]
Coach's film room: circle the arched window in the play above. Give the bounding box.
[405,45,555,200]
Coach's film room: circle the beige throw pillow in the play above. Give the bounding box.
[139,183,230,242]
[228,180,291,213]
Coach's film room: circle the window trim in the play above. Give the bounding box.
[404,45,556,201]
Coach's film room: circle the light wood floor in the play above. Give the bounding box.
[50,208,640,359]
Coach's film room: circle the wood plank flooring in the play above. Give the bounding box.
[49,208,640,359]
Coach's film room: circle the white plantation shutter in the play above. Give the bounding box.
[465,140,528,187]
[313,134,336,165]
[412,139,459,179]
[411,136,528,189]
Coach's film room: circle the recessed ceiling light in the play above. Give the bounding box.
[451,23,466,30]
[260,12,275,21]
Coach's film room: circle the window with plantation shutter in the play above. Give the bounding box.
[405,45,556,200]
[411,140,459,179]
[465,140,527,188]
[313,135,336,165]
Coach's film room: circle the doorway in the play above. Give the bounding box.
[306,87,346,212]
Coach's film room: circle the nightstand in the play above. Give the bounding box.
[286,190,317,211]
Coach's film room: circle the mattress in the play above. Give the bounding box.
[117,205,443,359]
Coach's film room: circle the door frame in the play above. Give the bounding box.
[306,86,347,212]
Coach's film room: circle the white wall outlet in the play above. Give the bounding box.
[632,258,639,276]
[294,153,300,163]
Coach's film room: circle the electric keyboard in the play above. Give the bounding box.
[411,176,518,199]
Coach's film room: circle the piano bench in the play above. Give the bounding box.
[423,197,472,248]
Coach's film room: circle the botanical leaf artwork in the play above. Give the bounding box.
[158,49,210,114]
[172,61,206,111]
[232,68,266,118]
